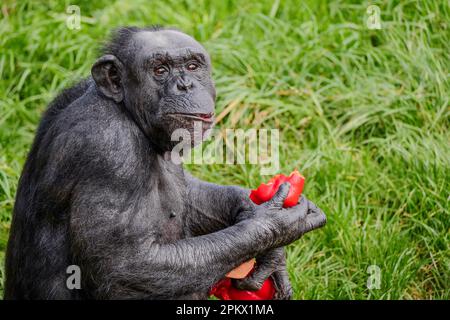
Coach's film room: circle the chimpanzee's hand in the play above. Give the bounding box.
[232,183,326,298]
[233,247,293,300]
[239,183,327,249]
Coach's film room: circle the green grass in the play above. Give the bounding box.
[0,0,449,299]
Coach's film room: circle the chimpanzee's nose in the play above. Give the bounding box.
[176,77,193,91]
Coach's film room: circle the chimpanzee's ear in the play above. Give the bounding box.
[91,54,124,103]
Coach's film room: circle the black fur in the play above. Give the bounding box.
[5,27,326,299]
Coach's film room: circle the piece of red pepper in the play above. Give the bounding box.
[210,170,305,300]
[209,273,276,300]
[250,170,305,208]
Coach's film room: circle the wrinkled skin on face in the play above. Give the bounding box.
[93,29,216,151]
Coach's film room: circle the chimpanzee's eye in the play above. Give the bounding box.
[186,62,199,71]
[154,66,168,76]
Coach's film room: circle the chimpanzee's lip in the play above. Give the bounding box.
[168,112,215,123]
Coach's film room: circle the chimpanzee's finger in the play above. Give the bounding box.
[286,195,308,220]
[232,250,281,291]
[272,267,293,300]
[306,198,322,215]
[303,209,327,232]
[265,182,290,209]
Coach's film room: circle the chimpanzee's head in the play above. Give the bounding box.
[91,26,216,152]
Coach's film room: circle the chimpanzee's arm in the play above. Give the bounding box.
[70,173,315,299]
[183,173,301,299]
[185,174,327,299]
[184,172,254,236]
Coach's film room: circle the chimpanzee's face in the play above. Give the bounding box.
[123,30,216,151]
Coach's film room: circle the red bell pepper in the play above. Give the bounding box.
[210,170,305,300]
[209,274,276,300]
[250,170,305,207]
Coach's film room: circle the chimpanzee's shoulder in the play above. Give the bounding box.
[53,85,137,142]
[38,83,146,165]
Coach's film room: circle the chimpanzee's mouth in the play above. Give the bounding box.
[168,112,215,123]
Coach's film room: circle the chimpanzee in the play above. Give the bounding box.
[4,26,326,299]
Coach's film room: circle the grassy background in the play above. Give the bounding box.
[0,0,448,299]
